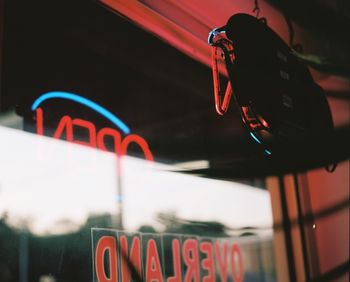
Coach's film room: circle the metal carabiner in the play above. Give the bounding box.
[208,27,235,116]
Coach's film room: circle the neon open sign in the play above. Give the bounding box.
[32,91,153,161]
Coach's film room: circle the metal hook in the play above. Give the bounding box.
[253,0,260,18]
[211,46,232,115]
[209,27,235,115]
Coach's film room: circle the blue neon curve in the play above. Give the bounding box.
[31,91,130,134]
[265,149,272,155]
[250,132,262,144]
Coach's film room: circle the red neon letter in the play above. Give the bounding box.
[121,134,154,161]
[72,118,97,148]
[97,127,122,155]
[36,108,44,135]
[119,235,142,282]
[145,239,163,282]
[53,115,73,141]
[167,239,182,282]
[215,241,228,282]
[200,242,215,282]
[95,236,118,282]
[230,243,243,282]
[183,239,200,282]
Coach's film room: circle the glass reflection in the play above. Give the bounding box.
[0,126,275,281]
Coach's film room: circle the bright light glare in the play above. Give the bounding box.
[0,126,118,234]
[0,126,273,236]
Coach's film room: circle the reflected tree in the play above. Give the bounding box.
[156,211,228,237]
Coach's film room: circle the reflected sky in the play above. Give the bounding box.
[0,126,272,235]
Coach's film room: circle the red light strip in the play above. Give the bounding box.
[121,135,154,162]
[36,108,44,135]
[72,119,97,147]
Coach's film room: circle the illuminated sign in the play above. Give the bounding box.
[31,91,153,161]
[92,228,244,282]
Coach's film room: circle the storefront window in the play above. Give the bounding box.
[1,0,348,281]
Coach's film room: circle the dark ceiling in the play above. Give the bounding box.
[268,0,350,77]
